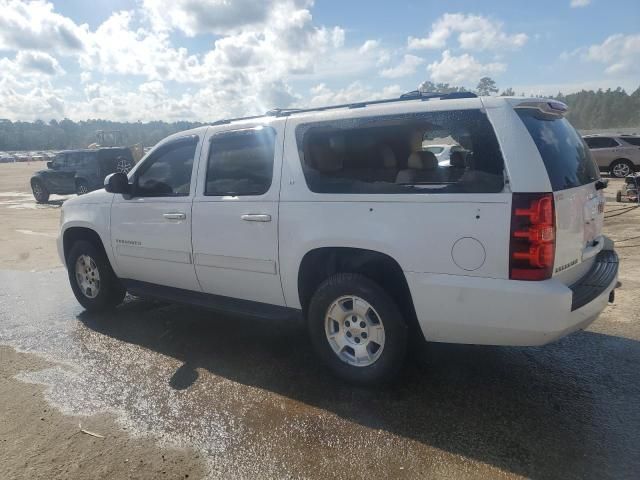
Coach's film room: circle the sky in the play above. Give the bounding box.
[0,0,638,122]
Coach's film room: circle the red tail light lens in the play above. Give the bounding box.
[509,193,555,280]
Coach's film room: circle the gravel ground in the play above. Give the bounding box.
[0,162,639,479]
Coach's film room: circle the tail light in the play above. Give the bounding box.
[509,193,555,280]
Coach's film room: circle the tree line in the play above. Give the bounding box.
[1,80,639,151]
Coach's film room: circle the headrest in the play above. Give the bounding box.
[408,151,438,170]
[311,143,343,173]
[450,151,466,168]
[381,146,396,168]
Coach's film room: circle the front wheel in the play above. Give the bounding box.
[610,160,634,178]
[66,240,126,311]
[308,273,408,385]
[31,179,50,203]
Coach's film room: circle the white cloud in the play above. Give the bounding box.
[584,33,640,75]
[307,82,403,107]
[0,0,88,54]
[380,54,424,79]
[16,51,64,75]
[570,0,591,7]
[408,13,527,51]
[142,0,299,36]
[426,50,506,85]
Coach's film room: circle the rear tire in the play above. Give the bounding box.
[307,273,408,385]
[610,160,634,178]
[616,191,622,202]
[31,179,49,203]
[66,240,126,312]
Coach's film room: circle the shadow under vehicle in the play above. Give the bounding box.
[30,147,134,203]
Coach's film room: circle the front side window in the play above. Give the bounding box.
[584,137,618,149]
[205,127,276,196]
[135,136,198,197]
[297,109,505,194]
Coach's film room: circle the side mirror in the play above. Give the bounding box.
[47,161,54,169]
[104,172,131,194]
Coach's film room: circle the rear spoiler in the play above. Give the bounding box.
[514,100,568,118]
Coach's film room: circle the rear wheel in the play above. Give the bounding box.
[75,179,89,195]
[308,273,408,385]
[66,240,125,311]
[610,160,634,178]
[616,191,623,202]
[31,179,49,203]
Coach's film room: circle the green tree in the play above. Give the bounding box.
[500,87,515,96]
[476,77,498,96]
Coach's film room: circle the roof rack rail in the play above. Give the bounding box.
[209,90,478,126]
[266,90,478,117]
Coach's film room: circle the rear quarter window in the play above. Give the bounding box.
[516,110,599,191]
[297,109,505,194]
[621,137,640,147]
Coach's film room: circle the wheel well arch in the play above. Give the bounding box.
[297,247,423,341]
[63,227,107,265]
[609,158,633,167]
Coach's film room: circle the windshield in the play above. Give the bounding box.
[516,110,599,191]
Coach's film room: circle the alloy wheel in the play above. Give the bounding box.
[324,295,385,367]
[75,254,101,299]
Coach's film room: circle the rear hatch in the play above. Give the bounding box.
[515,104,604,285]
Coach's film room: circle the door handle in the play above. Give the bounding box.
[241,214,271,222]
[163,212,186,220]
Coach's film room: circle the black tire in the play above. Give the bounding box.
[75,179,89,195]
[616,191,622,202]
[31,179,50,203]
[610,159,634,178]
[307,273,408,385]
[66,240,126,312]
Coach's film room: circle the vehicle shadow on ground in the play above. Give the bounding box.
[78,299,640,479]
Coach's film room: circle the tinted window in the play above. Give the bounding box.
[135,136,198,196]
[621,137,640,147]
[297,109,504,194]
[205,127,275,196]
[517,110,599,191]
[584,137,618,149]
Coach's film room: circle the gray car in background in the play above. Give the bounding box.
[583,134,640,178]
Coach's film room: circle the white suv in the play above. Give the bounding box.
[58,93,619,384]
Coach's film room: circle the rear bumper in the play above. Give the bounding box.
[406,249,618,346]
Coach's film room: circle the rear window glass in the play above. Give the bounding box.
[516,110,599,191]
[297,109,505,194]
[621,137,640,147]
[424,146,444,154]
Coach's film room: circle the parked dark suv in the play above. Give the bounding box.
[30,148,134,203]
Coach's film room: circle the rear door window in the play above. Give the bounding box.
[205,127,276,196]
[621,137,640,147]
[297,109,505,194]
[517,110,599,191]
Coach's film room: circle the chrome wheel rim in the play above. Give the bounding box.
[324,295,385,367]
[75,254,101,299]
[613,163,631,177]
[117,159,132,174]
[32,183,43,198]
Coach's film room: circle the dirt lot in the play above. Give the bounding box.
[0,162,65,271]
[0,161,639,479]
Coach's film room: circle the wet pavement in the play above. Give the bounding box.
[1,268,639,479]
